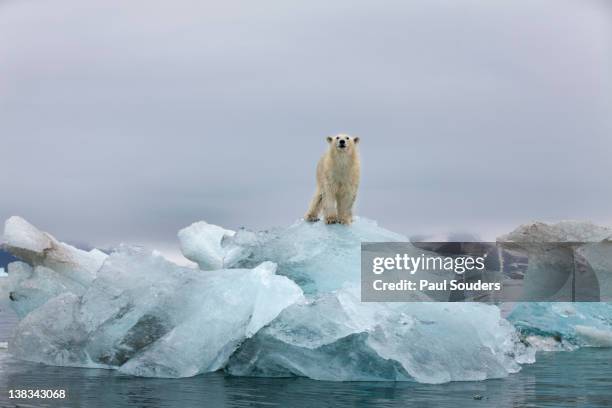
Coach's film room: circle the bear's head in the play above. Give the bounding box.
[326,134,360,154]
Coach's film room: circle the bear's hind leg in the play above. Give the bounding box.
[305,189,323,222]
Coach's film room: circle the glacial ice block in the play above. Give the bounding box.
[498,221,612,302]
[179,217,410,293]
[8,215,612,382]
[507,302,612,349]
[9,247,304,377]
[3,216,107,285]
[498,221,612,347]
[227,285,534,383]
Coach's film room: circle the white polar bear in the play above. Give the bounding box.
[305,134,361,225]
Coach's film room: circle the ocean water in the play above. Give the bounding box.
[1,309,611,408]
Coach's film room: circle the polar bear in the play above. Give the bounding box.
[305,134,360,225]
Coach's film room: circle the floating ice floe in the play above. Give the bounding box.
[1,216,611,382]
[499,220,612,348]
[498,220,612,302]
[508,302,612,349]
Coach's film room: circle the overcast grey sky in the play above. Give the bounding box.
[1,0,611,256]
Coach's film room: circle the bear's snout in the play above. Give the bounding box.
[338,139,346,148]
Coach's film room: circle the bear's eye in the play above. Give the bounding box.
[345,137,349,140]
[336,136,339,139]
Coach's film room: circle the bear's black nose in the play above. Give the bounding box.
[339,140,346,146]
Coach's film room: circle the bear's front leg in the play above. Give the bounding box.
[325,214,340,224]
[337,193,356,225]
[337,214,352,225]
[322,191,339,224]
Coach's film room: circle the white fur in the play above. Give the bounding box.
[305,134,360,225]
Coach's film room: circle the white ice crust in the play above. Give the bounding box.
[4,216,107,285]
[178,221,237,270]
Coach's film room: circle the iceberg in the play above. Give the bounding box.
[2,216,611,382]
[499,221,612,348]
[498,221,612,302]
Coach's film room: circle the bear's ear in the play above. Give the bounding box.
[326,136,333,143]
[353,136,360,144]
